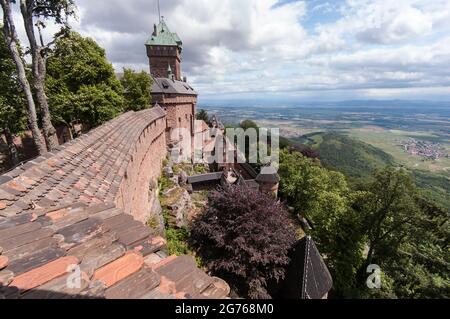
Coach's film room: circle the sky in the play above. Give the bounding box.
[4,0,450,102]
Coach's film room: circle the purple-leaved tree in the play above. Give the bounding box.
[191,184,297,299]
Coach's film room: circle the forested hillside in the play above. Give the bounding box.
[278,148,450,299]
[289,132,449,210]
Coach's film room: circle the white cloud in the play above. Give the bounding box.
[1,0,449,100]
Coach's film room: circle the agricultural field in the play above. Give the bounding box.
[347,127,450,177]
[201,101,450,208]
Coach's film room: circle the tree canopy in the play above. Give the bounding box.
[120,68,152,112]
[278,147,450,298]
[353,168,450,298]
[0,25,26,135]
[191,184,297,299]
[240,119,258,131]
[0,25,27,165]
[196,109,209,123]
[46,31,124,128]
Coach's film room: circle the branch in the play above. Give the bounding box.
[379,218,411,241]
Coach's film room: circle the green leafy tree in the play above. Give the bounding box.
[353,168,449,298]
[1,1,45,154]
[120,68,152,111]
[278,148,449,298]
[195,109,209,123]
[240,119,258,131]
[278,149,365,297]
[18,0,77,150]
[355,168,421,269]
[0,25,27,166]
[46,31,124,130]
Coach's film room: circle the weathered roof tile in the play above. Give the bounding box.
[9,256,79,292]
[0,108,230,299]
[92,251,144,288]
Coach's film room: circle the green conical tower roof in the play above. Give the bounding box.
[146,18,182,51]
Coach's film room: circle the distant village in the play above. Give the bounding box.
[400,138,449,160]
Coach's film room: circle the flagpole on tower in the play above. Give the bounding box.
[157,0,161,23]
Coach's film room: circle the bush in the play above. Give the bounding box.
[191,185,296,299]
[158,175,174,194]
[165,227,191,256]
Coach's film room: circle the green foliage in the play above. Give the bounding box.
[193,165,208,175]
[196,109,209,123]
[165,227,192,256]
[278,149,349,222]
[411,170,450,210]
[161,202,202,267]
[302,132,396,180]
[353,169,450,298]
[240,119,258,131]
[46,31,124,128]
[158,175,174,194]
[31,0,76,25]
[278,148,449,298]
[120,68,152,111]
[278,149,364,296]
[0,27,27,135]
[290,132,449,212]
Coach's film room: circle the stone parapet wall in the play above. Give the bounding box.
[0,107,167,219]
[115,115,167,223]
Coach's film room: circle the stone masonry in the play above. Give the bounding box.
[0,107,230,299]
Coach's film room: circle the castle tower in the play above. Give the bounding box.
[146,18,198,155]
[146,18,182,80]
[255,165,280,197]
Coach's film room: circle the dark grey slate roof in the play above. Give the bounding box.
[243,179,259,190]
[239,162,258,179]
[187,172,223,184]
[280,236,333,299]
[255,165,280,183]
[151,78,197,96]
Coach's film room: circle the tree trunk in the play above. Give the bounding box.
[0,0,46,155]
[20,0,58,151]
[3,127,19,166]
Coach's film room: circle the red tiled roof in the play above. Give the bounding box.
[0,108,229,299]
[195,120,210,134]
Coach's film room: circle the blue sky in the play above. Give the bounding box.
[5,0,450,102]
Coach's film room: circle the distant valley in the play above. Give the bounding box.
[200,101,450,209]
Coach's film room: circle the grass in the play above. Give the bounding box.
[165,227,191,255]
[158,174,174,194]
[162,207,204,267]
[155,161,212,268]
[172,162,209,176]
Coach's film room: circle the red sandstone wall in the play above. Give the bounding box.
[114,116,167,223]
[152,94,197,144]
[147,46,181,80]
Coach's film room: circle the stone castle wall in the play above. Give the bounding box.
[152,94,197,144]
[146,46,181,80]
[115,114,167,224]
